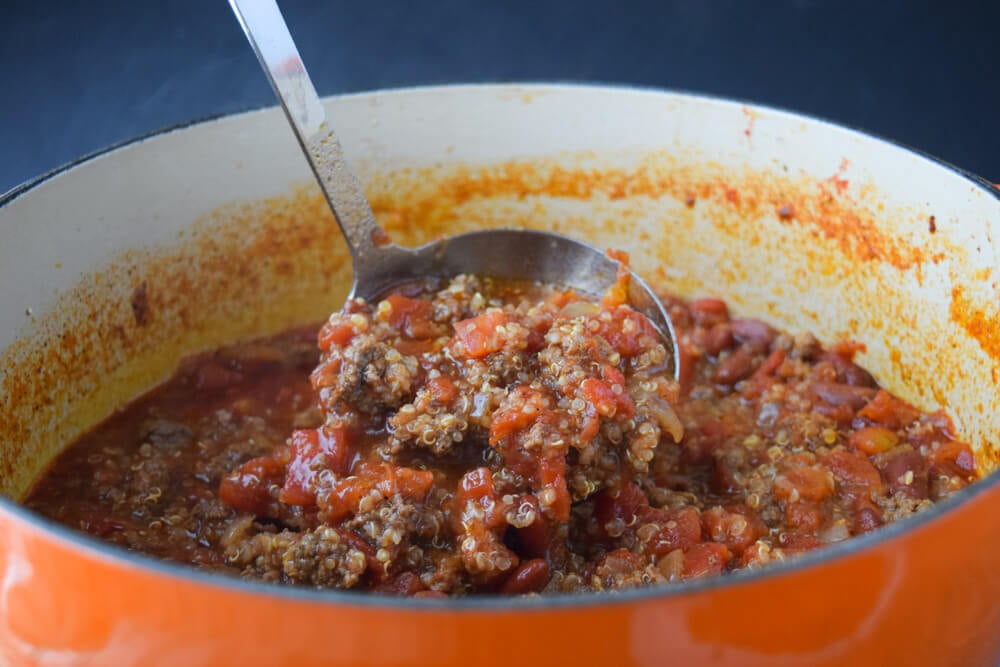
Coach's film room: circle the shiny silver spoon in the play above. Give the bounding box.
[228,0,679,378]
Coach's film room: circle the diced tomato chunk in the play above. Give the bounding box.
[829,340,866,360]
[701,505,768,556]
[682,543,732,578]
[606,248,631,267]
[848,426,899,455]
[219,456,285,515]
[739,541,771,568]
[774,463,833,502]
[371,464,434,504]
[453,467,505,531]
[427,376,457,404]
[636,505,702,557]
[538,456,571,522]
[546,290,578,308]
[321,476,376,525]
[280,435,320,506]
[580,377,635,419]
[318,318,357,351]
[280,426,355,506]
[602,365,626,385]
[324,460,432,524]
[579,404,601,442]
[784,500,825,532]
[600,280,629,308]
[452,310,509,358]
[489,387,550,444]
[858,389,920,429]
[383,295,439,339]
[588,307,660,358]
[930,440,977,476]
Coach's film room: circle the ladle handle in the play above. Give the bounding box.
[228,0,386,265]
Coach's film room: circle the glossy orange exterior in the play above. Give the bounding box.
[1,480,999,666]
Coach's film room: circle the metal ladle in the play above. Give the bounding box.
[228,0,679,378]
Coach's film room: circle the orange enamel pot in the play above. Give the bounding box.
[1,84,998,666]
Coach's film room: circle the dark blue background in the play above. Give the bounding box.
[3,0,998,193]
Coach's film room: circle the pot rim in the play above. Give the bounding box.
[3,81,998,612]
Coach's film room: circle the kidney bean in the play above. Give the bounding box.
[591,483,648,541]
[689,297,730,327]
[712,457,742,494]
[79,513,126,538]
[820,351,877,387]
[809,381,877,410]
[713,348,755,385]
[752,348,786,379]
[693,323,734,356]
[811,402,856,427]
[842,364,876,387]
[822,448,884,497]
[853,499,883,534]
[666,301,693,329]
[500,558,550,594]
[741,349,786,399]
[377,571,427,596]
[194,361,243,391]
[881,447,929,499]
[730,318,775,352]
